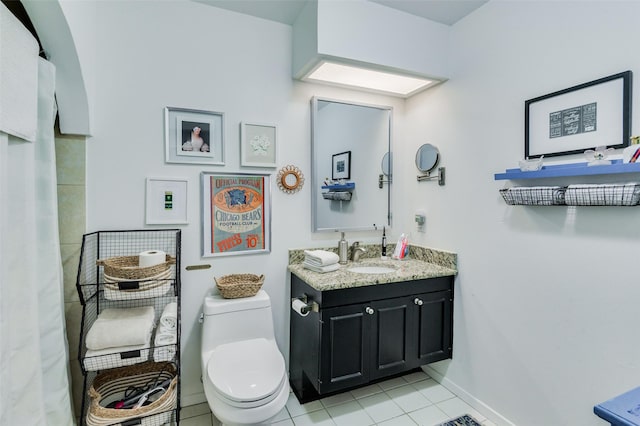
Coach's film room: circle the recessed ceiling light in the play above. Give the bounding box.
[303,61,436,97]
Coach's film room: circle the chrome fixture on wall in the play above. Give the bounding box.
[378,152,392,189]
[416,143,445,186]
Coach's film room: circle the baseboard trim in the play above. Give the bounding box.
[423,365,515,426]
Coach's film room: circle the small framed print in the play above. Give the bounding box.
[145,177,188,225]
[240,122,277,168]
[332,151,351,180]
[164,106,225,165]
[525,71,632,158]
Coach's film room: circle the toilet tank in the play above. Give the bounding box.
[201,289,276,353]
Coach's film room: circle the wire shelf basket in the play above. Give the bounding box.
[78,292,179,373]
[77,230,181,304]
[500,183,640,206]
[499,186,566,206]
[564,183,640,206]
[81,366,178,426]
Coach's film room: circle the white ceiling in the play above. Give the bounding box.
[191,0,489,26]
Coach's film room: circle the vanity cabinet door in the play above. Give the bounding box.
[369,297,412,380]
[413,289,453,365]
[318,304,371,394]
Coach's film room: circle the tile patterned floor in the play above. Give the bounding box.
[180,371,497,426]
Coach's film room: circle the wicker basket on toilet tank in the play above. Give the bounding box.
[215,274,264,299]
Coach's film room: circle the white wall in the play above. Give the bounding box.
[404,1,640,425]
[62,0,640,422]
[70,0,404,405]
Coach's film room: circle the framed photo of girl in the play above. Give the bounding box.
[164,106,225,165]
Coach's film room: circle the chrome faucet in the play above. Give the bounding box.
[351,242,367,262]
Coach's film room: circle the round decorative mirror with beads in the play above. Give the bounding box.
[277,165,304,194]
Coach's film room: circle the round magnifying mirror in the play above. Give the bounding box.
[415,143,440,173]
[381,152,392,176]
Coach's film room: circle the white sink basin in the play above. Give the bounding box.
[347,265,396,274]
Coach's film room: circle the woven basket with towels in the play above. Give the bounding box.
[215,274,264,299]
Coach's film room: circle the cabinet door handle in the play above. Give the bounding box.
[414,298,423,306]
[365,307,375,315]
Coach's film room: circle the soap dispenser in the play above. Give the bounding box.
[338,232,348,264]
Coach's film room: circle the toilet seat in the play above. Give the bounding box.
[206,338,286,408]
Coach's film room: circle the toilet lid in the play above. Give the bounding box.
[207,338,285,404]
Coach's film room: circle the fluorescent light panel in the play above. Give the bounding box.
[305,61,434,96]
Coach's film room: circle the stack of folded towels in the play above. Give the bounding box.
[153,302,178,362]
[303,250,340,273]
[84,306,155,371]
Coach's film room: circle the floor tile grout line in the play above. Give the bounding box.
[287,378,442,420]
[215,372,465,426]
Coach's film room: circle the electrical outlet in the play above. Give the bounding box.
[415,211,426,232]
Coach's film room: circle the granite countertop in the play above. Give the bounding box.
[288,244,457,291]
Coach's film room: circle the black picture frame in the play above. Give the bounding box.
[332,151,351,180]
[525,71,632,158]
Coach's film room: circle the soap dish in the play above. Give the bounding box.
[518,157,543,172]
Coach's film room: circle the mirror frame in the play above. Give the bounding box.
[276,165,304,194]
[311,96,392,232]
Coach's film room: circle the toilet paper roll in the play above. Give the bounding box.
[291,299,309,317]
[139,250,166,268]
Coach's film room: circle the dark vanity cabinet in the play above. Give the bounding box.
[290,273,453,403]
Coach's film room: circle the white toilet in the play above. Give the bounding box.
[201,289,289,425]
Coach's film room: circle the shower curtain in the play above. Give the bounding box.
[0,59,75,425]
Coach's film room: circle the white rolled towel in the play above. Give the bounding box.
[85,306,155,350]
[153,345,176,362]
[155,330,177,346]
[159,302,177,330]
[153,328,177,362]
[303,250,339,266]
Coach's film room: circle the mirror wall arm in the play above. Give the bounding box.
[378,174,392,189]
[417,167,445,186]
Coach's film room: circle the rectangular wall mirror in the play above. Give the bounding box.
[311,97,392,232]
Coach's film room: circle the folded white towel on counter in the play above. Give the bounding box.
[83,343,150,372]
[159,302,178,330]
[303,261,340,273]
[303,250,339,266]
[85,306,155,350]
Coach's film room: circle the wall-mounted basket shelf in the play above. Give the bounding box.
[496,160,640,206]
[321,182,355,191]
[494,159,640,180]
[321,182,354,201]
[322,191,352,201]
